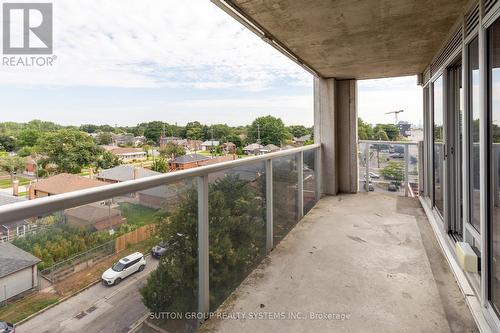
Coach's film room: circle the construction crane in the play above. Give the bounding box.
[385,110,404,124]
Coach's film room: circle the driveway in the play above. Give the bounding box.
[17,258,159,333]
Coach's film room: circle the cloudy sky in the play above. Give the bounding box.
[0,0,422,127]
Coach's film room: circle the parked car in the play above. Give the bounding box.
[388,183,399,192]
[151,240,168,258]
[369,172,380,179]
[0,321,14,333]
[389,153,404,159]
[101,252,146,286]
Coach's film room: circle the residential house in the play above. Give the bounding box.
[159,136,181,147]
[198,155,236,167]
[30,173,107,199]
[137,185,181,210]
[65,203,125,231]
[294,134,311,145]
[0,194,30,242]
[261,144,281,154]
[220,142,237,154]
[168,154,210,171]
[200,140,220,151]
[243,143,264,155]
[0,242,40,302]
[97,165,161,183]
[112,133,135,146]
[109,147,147,162]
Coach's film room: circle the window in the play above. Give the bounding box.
[469,36,481,232]
[488,17,500,313]
[433,75,444,217]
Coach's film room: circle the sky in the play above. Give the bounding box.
[0,0,422,127]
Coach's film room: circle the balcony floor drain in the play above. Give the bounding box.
[86,306,97,313]
[75,311,87,319]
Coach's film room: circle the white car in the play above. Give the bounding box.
[101,252,146,286]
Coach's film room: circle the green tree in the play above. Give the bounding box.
[287,125,310,138]
[381,161,404,183]
[374,129,389,141]
[96,132,113,145]
[160,143,186,160]
[358,118,374,140]
[36,129,103,174]
[0,135,16,151]
[96,150,121,170]
[248,116,291,146]
[140,174,266,313]
[17,128,41,148]
[185,121,205,140]
[374,124,400,141]
[0,155,26,181]
[151,157,168,173]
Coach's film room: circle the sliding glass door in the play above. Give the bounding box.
[433,76,444,217]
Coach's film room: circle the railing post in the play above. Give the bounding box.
[404,144,409,197]
[197,175,209,318]
[298,152,304,219]
[315,147,322,201]
[364,143,369,192]
[266,159,273,253]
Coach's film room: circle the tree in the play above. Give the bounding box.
[96,132,113,145]
[185,121,205,140]
[36,129,103,174]
[358,118,374,140]
[374,129,389,141]
[287,125,310,139]
[143,121,166,143]
[0,135,16,151]
[17,128,41,148]
[151,157,168,173]
[0,155,26,181]
[159,143,185,160]
[374,124,400,141]
[247,116,291,146]
[96,150,121,170]
[140,174,266,313]
[381,161,404,183]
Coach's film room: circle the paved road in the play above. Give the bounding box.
[18,259,159,333]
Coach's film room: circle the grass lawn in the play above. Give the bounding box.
[0,177,31,189]
[118,203,158,226]
[0,293,60,324]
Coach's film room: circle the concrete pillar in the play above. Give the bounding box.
[314,77,358,195]
[336,79,358,193]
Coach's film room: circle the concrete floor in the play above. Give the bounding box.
[200,193,478,333]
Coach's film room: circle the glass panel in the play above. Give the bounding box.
[433,75,444,216]
[6,179,198,333]
[358,142,368,191]
[374,143,405,196]
[273,155,299,244]
[489,18,500,314]
[408,144,419,197]
[303,149,317,214]
[208,162,267,311]
[469,36,481,232]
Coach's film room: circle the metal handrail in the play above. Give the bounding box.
[359,139,419,145]
[0,144,321,224]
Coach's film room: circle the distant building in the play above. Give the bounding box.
[169,154,210,171]
[396,121,412,137]
[221,142,237,154]
[65,203,125,231]
[200,140,220,151]
[97,165,161,183]
[261,144,281,154]
[109,147,147,162]
[159,136,181,147]
[294,134,311,145]
[0,194,30,242]
[0,242,40,302]
[243,143,264,155]
[112,134,135,146]
[30,173,107,199]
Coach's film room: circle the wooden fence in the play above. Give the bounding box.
[115,224,155,253]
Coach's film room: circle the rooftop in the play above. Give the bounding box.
[65,203,122,223]
[109,147,145,155]
[0,242,41,278]
[201,193,478,332]
[33,173,107,195]
[97,165,161,182]
[171,153,210,164]
[0,193,26,206]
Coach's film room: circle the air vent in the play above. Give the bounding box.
[485,0,498,17]
[431,28,463,76]
[465,3,479,38]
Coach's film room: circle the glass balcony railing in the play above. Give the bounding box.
[0,144,320,333]
[358,140,421,197]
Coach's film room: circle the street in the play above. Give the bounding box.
[17,258,159,333]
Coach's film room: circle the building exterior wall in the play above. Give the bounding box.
[0,266,37,302]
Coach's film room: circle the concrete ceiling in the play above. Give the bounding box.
[228,0,470,79]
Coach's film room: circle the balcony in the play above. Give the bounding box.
[0,144,480,333]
